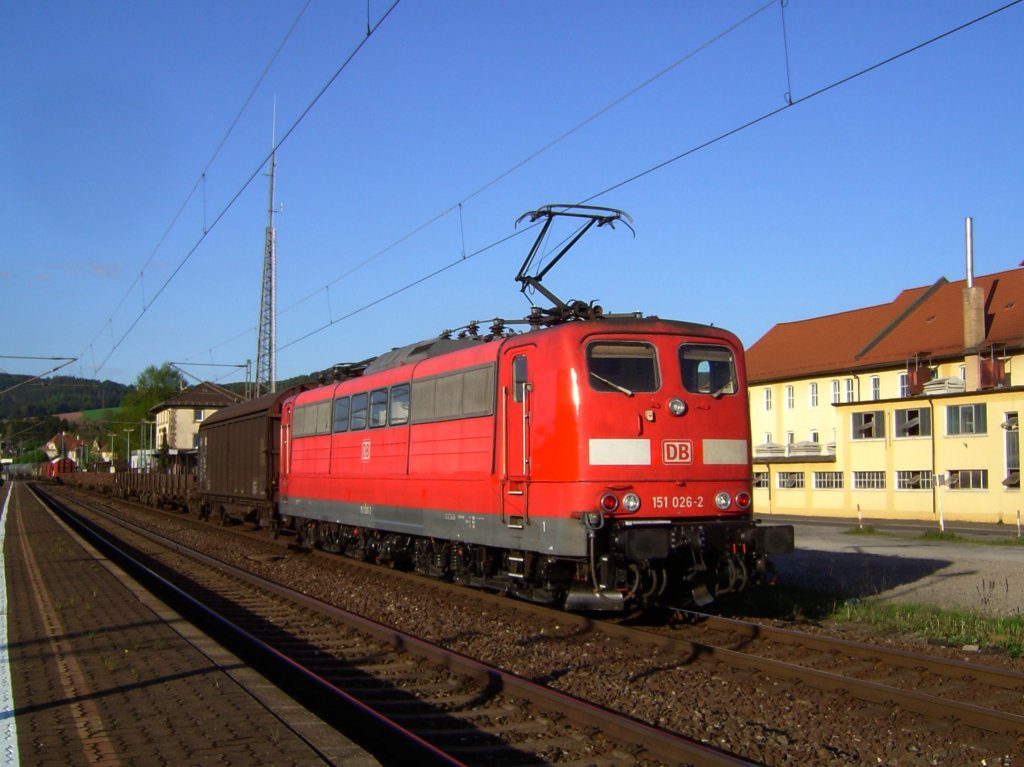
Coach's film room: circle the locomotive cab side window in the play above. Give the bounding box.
[350,393,368,431]
[369,389,389,428]
[587,342,659,393]
[333,396,350,432]
[679,344,737,396]
[390,384,410,425]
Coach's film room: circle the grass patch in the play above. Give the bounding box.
[730,584,1024,657]
[920,530,970,543]
[843,524,887,536]
[920,529,1024,546]
[834,600,1024,657]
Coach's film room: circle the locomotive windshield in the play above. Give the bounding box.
[679,344,737,396]
[586,342,659,394]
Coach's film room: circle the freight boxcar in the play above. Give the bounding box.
[197,386,306,528]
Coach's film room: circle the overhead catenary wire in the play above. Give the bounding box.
[581,0,1024,205]
[114,0,1020,382]
[84,0,401,378]
[266,0,1023,365]
[82,1,313,365]
[189,0,782,364]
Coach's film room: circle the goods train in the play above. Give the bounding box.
[70,206,794,611]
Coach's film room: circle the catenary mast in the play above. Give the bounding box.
[254,114,277,397]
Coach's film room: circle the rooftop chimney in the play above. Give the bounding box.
[966,217,975,288]
[962,216,985,389]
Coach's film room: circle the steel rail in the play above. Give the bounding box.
[34,484,756,767]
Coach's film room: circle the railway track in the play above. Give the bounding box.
[654,609,1024,734]
[43,482,1024,763]
[31,483,751,767]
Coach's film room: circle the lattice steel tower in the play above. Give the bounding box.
[254,142,277,397]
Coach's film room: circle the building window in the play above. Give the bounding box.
[959,365,966,381]
[777,471,804,489]
[809,382,818,407]
[786,431,795,446]
[764,432,772,445]
[785,385,794,410]
[899,373,909,398]
[814,471,844,489]
[194,408,204,423]
[831,380,840,404]
[895,408,931,437]
[946,403,987,435]
[764,388,772,411]
[870,376,880,401]
[852,411,885,439]
[1005,411,1020,488]
[896,470,932,490]
[844,378,855,403]
[853,471,886,489]
[810,430,819,443]
[947,469,988,490]
[753,472,769,488]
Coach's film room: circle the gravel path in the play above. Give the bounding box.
[770,518,1024,616]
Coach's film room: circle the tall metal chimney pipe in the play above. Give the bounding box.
[966,216,974,288]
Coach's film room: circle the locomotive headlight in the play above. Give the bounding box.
[714,491,732,510]
[622,493,641,513]
[668,397,687,416]
[735,491,752,510]
[599,493,619,513]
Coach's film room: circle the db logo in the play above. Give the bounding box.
[361,440,371,461]
[662,439,693,464]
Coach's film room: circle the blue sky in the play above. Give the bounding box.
[2,1,1021,387]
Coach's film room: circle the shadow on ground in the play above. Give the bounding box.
[771,548,955,600]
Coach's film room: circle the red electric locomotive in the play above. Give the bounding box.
[278,206,793,610]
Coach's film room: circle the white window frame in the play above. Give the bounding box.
[947,469,988,490]
[896,470,932,490]
[777,471,805,489]
[813,471,844,489]
[853,471,886,489]
[946,403,987,436]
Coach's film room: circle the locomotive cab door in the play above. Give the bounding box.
[502,347,534,527]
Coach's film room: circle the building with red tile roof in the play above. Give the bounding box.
[746,260,1024,525]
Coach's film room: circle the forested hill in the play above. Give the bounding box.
[0,375,130,419]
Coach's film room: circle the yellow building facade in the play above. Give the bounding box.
[747,263,1023,525]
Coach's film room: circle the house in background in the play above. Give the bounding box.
[150,382,243,470]
[747,257,1024,526]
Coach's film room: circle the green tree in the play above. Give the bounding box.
[113,364,185,458]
